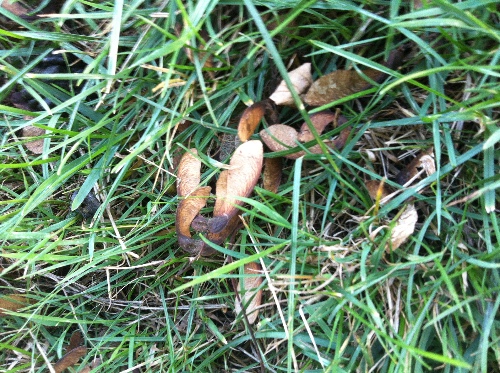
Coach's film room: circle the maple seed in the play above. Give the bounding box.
[269,63,313,106]
[234,262,263,325]
[176,150,216,256]
[177,149,202,197]
[212,140,264,221]
[238,101,266,142]
[297,111,337,143]
[262,157,283,194]
[260,124,299,153]
[176,186,213,255]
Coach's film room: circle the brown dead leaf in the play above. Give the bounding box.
[366,179,390,202]
[219,133,241,161]
[177,149,202,197]
[52,330,87,373]
[263,157,283,193]
[387,204,418,251]
[238,101,267,142]
[395,148,435,186]
[67,331,84,351]
[0,294,29,316]
[21,125,45,154]
[234,262,263,325]
[304,69,383,106]
[269,63,313,106]
[1,0,29,16]
[53,346,87,373]
[209,140,263,232]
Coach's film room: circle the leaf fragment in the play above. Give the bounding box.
[259,124,329,159]
[297,111,337,143]
[387,204,418,251]
[234,262,263,325]
[0,294,29,316]
[53,346,88,373]
[21,125,45,154]
[395,148,435,186]
[269,63,312,106]
[1,0,29,16]
[366,179,390,203]
[67,331,85,351]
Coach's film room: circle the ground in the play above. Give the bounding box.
[0,1,499,372]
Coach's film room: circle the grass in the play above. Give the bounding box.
[1,0,499,372]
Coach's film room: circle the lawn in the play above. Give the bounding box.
[0,0,499,372]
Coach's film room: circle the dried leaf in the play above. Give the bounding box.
[67,331,84,351]
[387,204,418,251]
[366,179,390,202]
[219,133,241,161]
[269,63,312,106]
[234,262,263,325]
[263,157,282,193]
[71,190,101,220]
[0,294,28,316]
[238,101,266,142]
[177,149,201,197]
[53,346,87,373]
[304,69,384,106]
[210,140,263,232]
[395,148,435,186]
[225,140,263,204]
[21,125,45,154]
[1,0,29,16]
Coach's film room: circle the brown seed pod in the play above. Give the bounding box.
[297,111,338,142]
[177,149,202,197]
[176,186,213,256]
[262,157,283,194]
[269,63,313,106]
[234,262,263,325]
[210,140,263,231]
[238,101,267,142]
